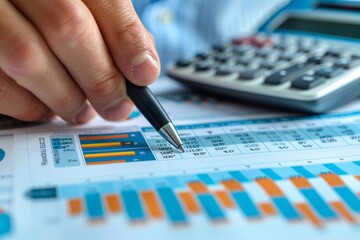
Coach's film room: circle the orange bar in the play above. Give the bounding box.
[320,173,345,187]
[79,134,129,141]
[221,179,244,191]
[188,181,209,194]
[355,175,360,181]
[87,160,126,165]
[296,203,322,227]
[259,202,277,216]
[214,190,235,208]
[141,191,164,219]
[105,194,121,213]
[178,192,201,214]
[68,198,83,216]
[256,178,283,197]
[290,177,312,189]
[331,201,357,224]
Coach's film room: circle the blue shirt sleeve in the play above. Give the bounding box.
[133,0,289,72]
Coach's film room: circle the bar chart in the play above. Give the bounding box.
[50,131,156,167]
[0,209,12,237]
[78,132,156,165]
[26,160,360,228]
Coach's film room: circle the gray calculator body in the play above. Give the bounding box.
[166,1,360,113]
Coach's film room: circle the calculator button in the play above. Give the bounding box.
[307,54,325,64]
[176,59,193,68]
[236,56,253,66]
[264,63,313,85]
[216,65,235,76]
[291,75,325,90]
[255,48,272,57]
[260,60,277,70]
[233,45,253,55]
[212,45,230,52]
[195,61,213,72]
[214,53,233,63]
[252,38,272,48]
[260,60,286,70]
[297,44,313,53]
[231,36,254,45]
[274,42,292,51]
[231,36,272,48]
[333,58,360,69]
[196,52,210,60]
[239,69,267,80]
[324,48,343,58]
[350,53,360,60]
[278,51,299,62]
[314,67,343,78]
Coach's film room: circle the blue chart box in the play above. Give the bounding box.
[51,135,80,168]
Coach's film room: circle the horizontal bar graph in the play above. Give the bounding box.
[27,160,360,227]
[79,132,155,165]
[0,209,12,236]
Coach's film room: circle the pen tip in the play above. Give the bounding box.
[178,145,185,153]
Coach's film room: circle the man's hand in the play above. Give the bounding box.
[0,0,160,123]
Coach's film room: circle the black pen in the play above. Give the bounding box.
[126,80,185,152]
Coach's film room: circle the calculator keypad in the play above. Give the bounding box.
[169,33,360,102]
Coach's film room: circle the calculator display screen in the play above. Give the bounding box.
[275,15,360,39]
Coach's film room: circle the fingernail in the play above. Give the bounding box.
[75,102,96,124]
[132,51,159,84]
[104,98,134,121]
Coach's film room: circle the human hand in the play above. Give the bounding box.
[0,0,160,124]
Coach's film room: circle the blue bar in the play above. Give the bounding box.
[84,192,104,220]
[324,163,347,175]
[232,191,261,218]
[262,168,282,180]
[156,186,187,224]
[0,213,11,236]
[334,187,360,212]
[197,194,226,220]
[353,161,360,167]
[300,189,337,219]
[337,162,360,175]
[229,171,249,182]
[273,197,301,220]
[197,174,215,185]
[292,166,316,178]
[166,176,184,188]
[121,189,145,221]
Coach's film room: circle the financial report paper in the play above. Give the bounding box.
[2,79,360,240]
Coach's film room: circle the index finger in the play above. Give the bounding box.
[83,0,161,86]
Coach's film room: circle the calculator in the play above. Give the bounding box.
[166,1,360,113]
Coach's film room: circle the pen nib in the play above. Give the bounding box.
[178,145,185,153]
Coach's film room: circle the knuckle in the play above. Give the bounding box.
[116,19,148,47]
[3,37,42,77]
[87,72,120,98]
[52,85,80,110]
[18,104,49,122]
[46,1,90,44]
